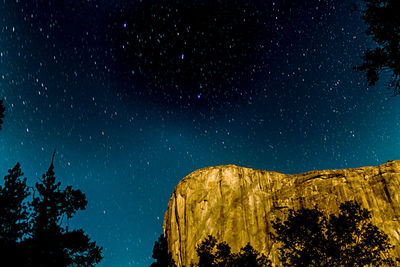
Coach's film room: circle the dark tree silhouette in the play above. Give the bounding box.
[150,234,176,267]
[272,201,396,267]
[0,154,103,266]
[328,201,395,266]
[215,241,234,267]
[356,0,400,93]
[0,99,5,130]
[271,206,329,266]
[195,235,270,267]
[234,243,270,267]
[196,235,219,267]
[0,163,30,242]
[0,163,30,265]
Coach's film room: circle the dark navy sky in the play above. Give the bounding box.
[1,0,400,266]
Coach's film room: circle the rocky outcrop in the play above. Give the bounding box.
[163,161,400,266]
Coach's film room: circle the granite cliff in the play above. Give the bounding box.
[163,161,400,266]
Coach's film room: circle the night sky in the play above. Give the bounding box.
[1,0,400,266]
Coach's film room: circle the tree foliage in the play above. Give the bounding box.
[195,235,271,267]
[150,234,176,267]
[0,163,31,263]
[0,157,103,266]
[356,0,400,93]
[234,243,270,267]
[272,201,396,266]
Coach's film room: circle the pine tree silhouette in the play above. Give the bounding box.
[0,152,103,266]
[0,163,30,265]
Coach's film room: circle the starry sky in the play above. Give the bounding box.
[1,0,400,266]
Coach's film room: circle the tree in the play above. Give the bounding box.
[271,206,328,266]
[328,201,395,266]
[195,235,270,267]
[234,243,270,267]
[356,0,400,93]
[150,234,176,267]
[0,163,30,243]
[0,163,31,265]
[196,235,219,267]
[0,154,103,266]
[272,201,396,266]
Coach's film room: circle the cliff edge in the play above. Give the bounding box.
[164,161,400,266]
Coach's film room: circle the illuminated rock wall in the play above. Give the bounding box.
[164,161,400,266]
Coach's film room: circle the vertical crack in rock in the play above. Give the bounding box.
[380,172,393,203]
[239,168,249,241]
[173,191,183,267]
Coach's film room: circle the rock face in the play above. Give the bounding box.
[163,161,400,266]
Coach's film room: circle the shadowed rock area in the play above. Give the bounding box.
[163,161,400,266]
